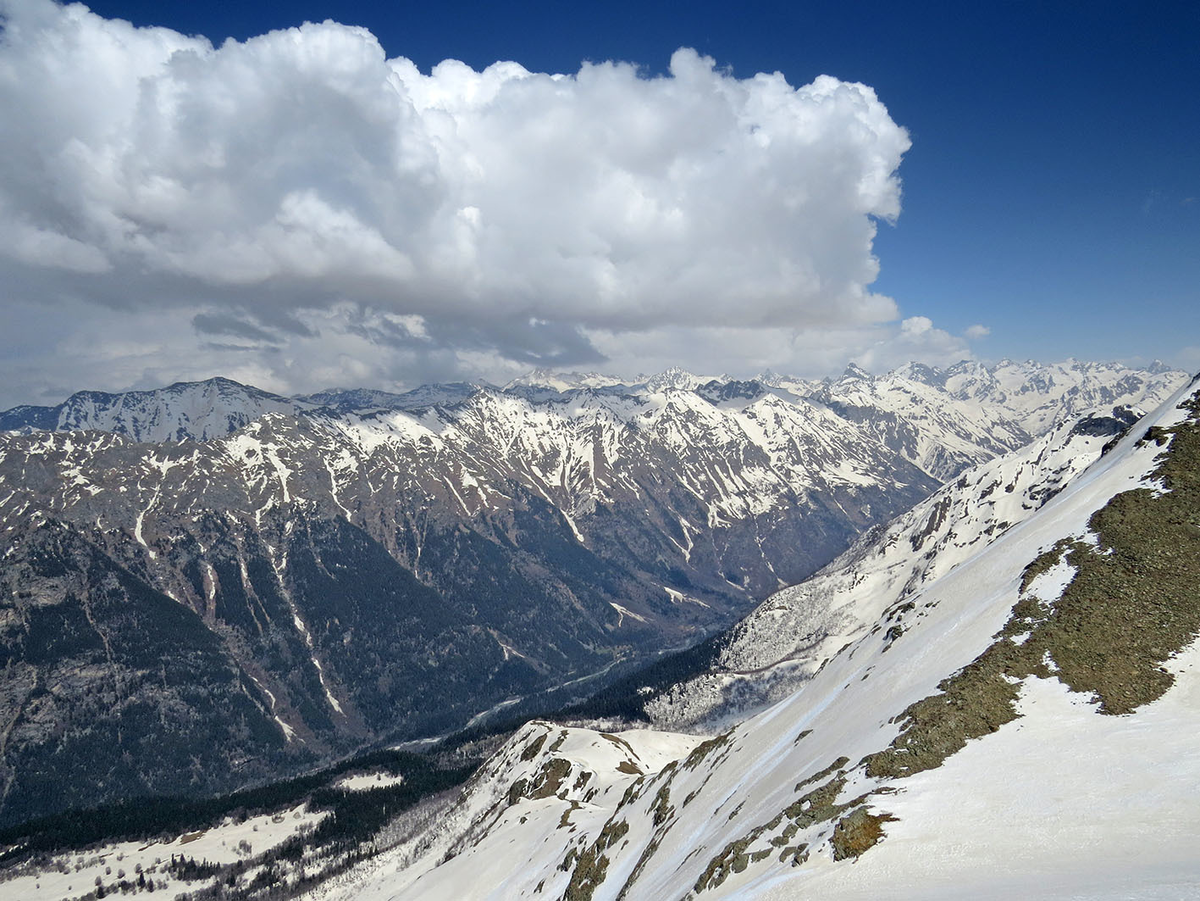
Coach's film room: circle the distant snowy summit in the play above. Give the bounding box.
[504,368,629,392]
[3,358,1184,449]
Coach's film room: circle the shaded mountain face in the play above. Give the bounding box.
[0,362,1188,826]
[317,378,1200,901]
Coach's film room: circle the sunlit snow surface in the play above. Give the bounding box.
[309,727,705,901]
[333,772,406,792]
[754,643,1200,901]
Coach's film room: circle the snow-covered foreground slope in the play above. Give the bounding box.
[309,725,704,900]
[312,376,1200,900]
[769,647,1200,901]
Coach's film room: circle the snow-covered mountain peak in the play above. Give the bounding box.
[17,376,303,443]
[301,382,493,413]
[505,369,627,393]
[755,368,784,387]
[839,361,873,381]
[889,361,948,387]
[695,378,770,407]
[640,366,725,393]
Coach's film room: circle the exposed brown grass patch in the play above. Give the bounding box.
[830,807,897,860]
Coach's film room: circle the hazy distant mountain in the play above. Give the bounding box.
[0,377,302,442]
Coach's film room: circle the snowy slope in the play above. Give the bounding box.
[505,369,630,392]
[312,376,1200,900]
[813,362,1032,479]
[768,646,1200,900]
[309,724,704,901]
[3,805,328,900]
[644,406,1141,730]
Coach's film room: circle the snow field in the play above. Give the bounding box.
[2,804,327,901]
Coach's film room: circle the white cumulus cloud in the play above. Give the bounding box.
[0,0,932,403]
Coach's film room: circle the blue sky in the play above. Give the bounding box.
[1,0,1197,404]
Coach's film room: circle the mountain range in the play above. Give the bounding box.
[0,358,1188,829]
[307,372,1200,901]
